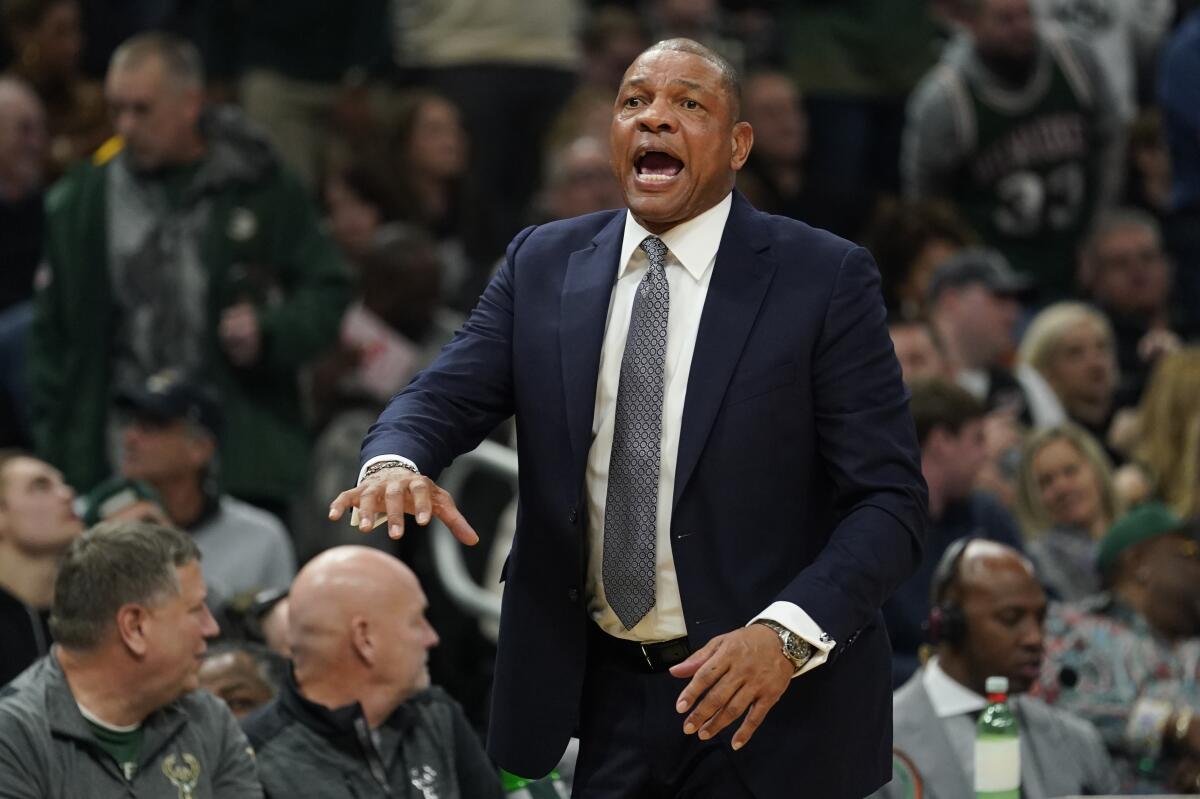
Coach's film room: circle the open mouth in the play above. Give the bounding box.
[635,151,685,182]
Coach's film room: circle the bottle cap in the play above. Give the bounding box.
[985,676,1009,694]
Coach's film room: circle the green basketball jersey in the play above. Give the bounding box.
[951,37,1099,299]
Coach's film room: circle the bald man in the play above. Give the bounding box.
[241,547,503,798]
[873,540,1115,798]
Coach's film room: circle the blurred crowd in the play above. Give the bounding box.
[3,0,1200,795]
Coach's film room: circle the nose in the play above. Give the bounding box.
[636,98,678,134]
[425,621,440,650]
[113,111,136,140]
[1019,618,1044,651]
[201,605,220,639]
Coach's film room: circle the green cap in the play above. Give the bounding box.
[1096,502,1183,574]
[80,477,165,527]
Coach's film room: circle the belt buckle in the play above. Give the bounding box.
[639,642,655,671]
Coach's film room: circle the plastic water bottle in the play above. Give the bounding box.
[501,769,569,798]
[975,675,1020,799]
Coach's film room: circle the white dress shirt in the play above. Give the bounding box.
[360,192,834,675]
[923,657,989,779]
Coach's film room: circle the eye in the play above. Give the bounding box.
[624,97,643,108]
[682,99,700,110]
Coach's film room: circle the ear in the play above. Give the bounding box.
[116,604,151,657]
[730,121,753,172]
[350,616,375,667]
[186,433,215,470]
[184,85,205,125]
[925,426,953,457]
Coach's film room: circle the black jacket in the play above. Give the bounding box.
[242,674,503,799]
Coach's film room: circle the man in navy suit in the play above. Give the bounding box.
[330,38,928,799]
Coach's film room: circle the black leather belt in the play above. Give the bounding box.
[591,625,692,673]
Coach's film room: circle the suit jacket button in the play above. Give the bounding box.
[568,507,578,524]
[567,588,579,603]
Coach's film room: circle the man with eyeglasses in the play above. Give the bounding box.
[1037,503,1200,794]
[1077,209,1193,407]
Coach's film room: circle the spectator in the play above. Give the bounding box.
[927,247,1049,424]
[198,640,286,720]
[0,451,81,686]
[0,521,261,796]
[1018,302,1122,458]
[115,369,296,608]
[2,0,109,179]
[1078,209,1189,407]
[884,378,1025,685]
[1132,347,1200,518]
[0,76,46,312]
[864,199,976,320]
[735,70,823,227]
[903,0,1122,300]
[80,475,171,527]
[536,135,624,223]
[1014,423,1123,599]
[1157,2,1200,331]
[383,90,481,305]
[200,0,390,188]
[29,32,350,514]
[643,0,742,70]
[390,0,581,269]
[322,156,403,263]
[780,0,943,239]
[1030,0,1174,124]
[872,539,1116,798]
[1038,505,1200,794]
[579,5,649,93]
[299,224,460,562]
[0,76,46,448]
[215,587,291,659]
[242,546,504,799]
[1125,110,1174,220]
[889,317,951,384]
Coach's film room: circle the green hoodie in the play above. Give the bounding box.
[30,106,350,502]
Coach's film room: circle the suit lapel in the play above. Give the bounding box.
[672,192,774,508]
[560,213,624,475]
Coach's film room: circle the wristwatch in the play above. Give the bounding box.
[753,619,814,676]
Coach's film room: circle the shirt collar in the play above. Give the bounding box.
[617,191,733,282]
[922,656,988,718]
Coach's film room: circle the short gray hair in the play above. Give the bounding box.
[1079,208,1164,278]
[50,520,201,650]
[109,32,204,88]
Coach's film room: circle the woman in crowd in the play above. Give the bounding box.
[1015,424,1123,600]
[3,0,107,179]
[383,90,489,308]
[1131,347,1200,518]
[1019,302,1123,462]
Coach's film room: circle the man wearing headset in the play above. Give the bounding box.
[872,538,1116,799]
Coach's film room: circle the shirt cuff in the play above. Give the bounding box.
[748,601,836,678]
[349,455,420,528]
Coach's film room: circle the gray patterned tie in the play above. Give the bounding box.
[603,235,670,630]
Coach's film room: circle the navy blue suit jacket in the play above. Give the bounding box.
[362,192,928,798]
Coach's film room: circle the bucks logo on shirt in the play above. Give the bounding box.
[947,34,1099,298]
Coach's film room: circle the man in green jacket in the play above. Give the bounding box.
[29,31,350,512]
[0,520,262,797]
